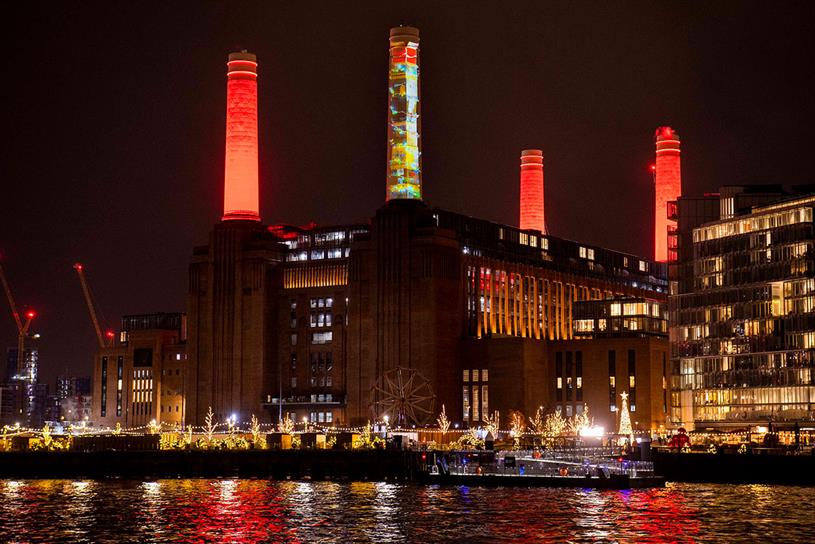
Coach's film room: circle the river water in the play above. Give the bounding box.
[0,479,813,543]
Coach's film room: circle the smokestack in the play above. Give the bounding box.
[386,26,422,201]
[222,51,260,222]
[520,149,546,233]
[654,126,681,262]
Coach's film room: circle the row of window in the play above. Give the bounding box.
[608,350,637,412]
[290,331,335,346]
[100,355,125,418]
[309,411,334,423]
[555,352,583,403]
[462,368,489,422]
[286,248,349,262]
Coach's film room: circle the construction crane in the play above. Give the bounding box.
[0,260,37,376]
[73,263,114,349]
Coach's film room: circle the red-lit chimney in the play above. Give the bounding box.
[654,126,681,262]
[520,149,546,233]
[222,51,260,222]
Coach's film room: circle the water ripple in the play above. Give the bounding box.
[0,480,813,543]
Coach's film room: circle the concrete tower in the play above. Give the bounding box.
[654,127,681,262]
[223,51,260,221]
[386,26,422,201]
[187,51,280,425]
[520,149,546,233]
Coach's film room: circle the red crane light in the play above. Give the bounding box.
[105,330,115,338]
[25,310,36,319]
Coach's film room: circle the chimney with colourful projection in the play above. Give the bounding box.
[654,126,681,262]
[520,149,546,233]
[222,51,260,222]
[386,26,422,201]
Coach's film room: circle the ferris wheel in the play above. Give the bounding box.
[370,366,436,426]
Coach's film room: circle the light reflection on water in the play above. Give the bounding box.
[1,480,814,543]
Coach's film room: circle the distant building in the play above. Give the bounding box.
[48,376,93,424]
[3,347,43,427]
[670,186,815,429]
[91,313,186,428]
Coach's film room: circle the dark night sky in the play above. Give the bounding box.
[1,1,814,387]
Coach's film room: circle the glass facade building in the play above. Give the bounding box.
[670,190,815,428]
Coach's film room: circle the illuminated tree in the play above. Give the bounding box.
[250,414,263,448]
[204,406,218,444]
[528,406,545,436]
[41,424,52,449]
[148,419,161,435]
[277,414,295,434]
[618,393,633,438]
[509,411,525,449]
[437,404,450,435]
[483,410,500,437]
[544,411,567,438]
[113,422,122,435]
[569,404,593,435]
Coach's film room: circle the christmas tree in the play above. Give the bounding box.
[618,392,633,438]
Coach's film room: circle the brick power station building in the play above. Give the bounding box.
[93,27,673,432]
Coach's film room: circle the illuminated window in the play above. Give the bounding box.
[482,369,488,382]
[639,261,647,272]
[116,356,124,417]
[575,319,594,332]
[472,386,480,421]
[579,246,587,259]
[463,386,470,421]
[311,331,333,344]
[610,303,622,316]
[100,356,108,417]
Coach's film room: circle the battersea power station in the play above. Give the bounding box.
[93,27,676,433]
